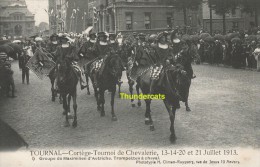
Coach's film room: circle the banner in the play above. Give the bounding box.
[26,50,56,80]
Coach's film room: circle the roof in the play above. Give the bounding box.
[0,0,26,7]
[0,6,34,18]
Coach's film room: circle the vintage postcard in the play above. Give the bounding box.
[0,0,259,166]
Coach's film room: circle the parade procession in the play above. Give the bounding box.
[0,0,260,157]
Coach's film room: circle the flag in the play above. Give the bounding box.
[93,7,97,15]
[26,49,56,80]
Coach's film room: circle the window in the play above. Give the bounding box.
[126,13,132,30]
[166,12,173,28]
[144,12,151,29]
[231,8,236,17]
[232,22,238,29]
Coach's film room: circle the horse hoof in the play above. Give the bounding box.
[131,104,135,107]
[62,111,66,115]
[52,97,55,102]
[112,116,118,121]
[59,100,63,104]
[68,114,74,119]
[150,125,155,131]
[145,120,150,125]
[170,135,177,144]
[186,107,191,112]
[101,112,105,117]
[87,92,90,95]
[64,122,70,127]
[137,102,141,107]
[72,121,77,128]
[97,106,101,111]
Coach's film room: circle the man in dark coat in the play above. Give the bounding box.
[91,32,111,85]
[54,35,86,90]
[46,33,59,62]
[149,31,174,93]
[19,49,30,84]
[78,31,97,74]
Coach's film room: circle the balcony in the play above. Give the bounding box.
[107,1,173,9]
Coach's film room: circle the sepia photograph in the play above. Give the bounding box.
[0,0,259,166]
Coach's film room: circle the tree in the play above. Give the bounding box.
[208,0,213,35]
[162,0,202,33]
[240,0,259,30]
[210,0,240,34]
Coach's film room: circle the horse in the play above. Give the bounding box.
[91,54,122,121]
[0,43,22,60]
[57,59,78,127]
[119,43,142,107]
[137,64,190,143]
[48,67,62,104]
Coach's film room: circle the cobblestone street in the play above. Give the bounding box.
[0,61,259,149]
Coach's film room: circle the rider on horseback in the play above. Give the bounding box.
[54,34,86,90]
[91,32,111,86]
[46,33,59,62]
[78,31,97,75]
[108,33,124,84]
[149,31,175,94]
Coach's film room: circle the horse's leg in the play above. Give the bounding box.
[163,100,177,143]
[128,78,135,107]
[72,92,78,128]
[59,94,63,104]
[136,82,141,107]
[111,87,117,121]
[67,95,73,119]
[185,82,191,112]
[144,99,154,131]
[99,89,105,117]
[50,78,55,102]
[63,95,70,127]
[117,82,121,98]
[86,74,90,95]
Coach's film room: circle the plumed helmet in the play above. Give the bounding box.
[148,34,157,43]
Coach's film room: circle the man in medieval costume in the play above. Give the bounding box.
[91,32,111,86]
[78,31,97,75]
[46,33,59,62]
[149,31,175,94]
[54,34,86,90]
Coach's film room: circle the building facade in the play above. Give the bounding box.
[48,0,67,34]
[66,0,88,33]
[202,0,260,33]
[88,0,202,34]
[0,0,35,38]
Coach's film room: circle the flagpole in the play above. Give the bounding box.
[114,4,116,34]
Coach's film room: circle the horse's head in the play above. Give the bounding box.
[57,60,70,84]
[166,64,191,102]
[107,54,122,78]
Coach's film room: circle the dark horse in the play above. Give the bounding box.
[57,59,78,127]
[0,43,22,60]
[91,54,122,121]
[49,67,62,103]
[137,64,190,143]
[119,43,142,107]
